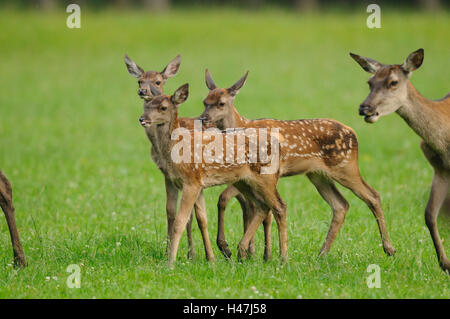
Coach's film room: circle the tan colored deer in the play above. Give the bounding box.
[124,54,198,258]
[124,54,260,260]
[350,49,450,273]
[139,83,288,266]
[0,170,26,267]
[200,69,396,258]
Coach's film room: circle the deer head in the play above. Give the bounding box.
[124,54,181,100]
[200,69,248,126]
[349,49,424,123]
[139,83,189,128]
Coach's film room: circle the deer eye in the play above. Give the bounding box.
[219,102,225,107]
[389,81,398,88]
[156,81,161,85]
[161,106,167,111]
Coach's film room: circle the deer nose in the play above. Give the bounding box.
[199,114,209,122]
[139,116,145,123]
[359,104,372,116]
[138,89,146,96]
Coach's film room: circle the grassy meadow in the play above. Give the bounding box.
[0,8,449,298]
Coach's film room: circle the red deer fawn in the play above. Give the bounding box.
[124,53,199,258]
[0,170,26,267]
[124,54,258,260]
[350,48,450,272]
[200,69,396,258]
[139,83,288,266]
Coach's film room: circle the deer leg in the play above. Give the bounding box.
[165,178,196,259]
[186,212,195,260]
[307,173,350,257]
[165,178,178,256]
[168,185,202,267]
[217,185,241,258]
[270,193,288,263]
[243,198,257,256]
[235,181,286,262]
[262,211,273,261]
[0,171,26,268]
[194,191,215,262]
[333,170,395,256]
[425,172,450,273]
[237,209,267,261]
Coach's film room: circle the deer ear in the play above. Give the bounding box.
[149,84,162,97]
[162,54,181,79]
[228,71,249,96]
[172,83,189,106]
[205,68,217,90]
[124,54,144,78]
[349,53,383,74]
[402,48,424,73]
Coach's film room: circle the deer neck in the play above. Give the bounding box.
[146,113,180,170]
[217,106,248,130]
[396,81,448,153]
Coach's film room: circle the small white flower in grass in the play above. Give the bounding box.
[45,276,51,281]
[52,276,58,281]
[131,227,136,231]
[116,242,121,247]
[296,294,302,299]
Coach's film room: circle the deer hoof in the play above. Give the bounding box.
[187,249,196,260]
[383,244,396,256]
[440,258,450,274]
[217,239,232,259]
[237,245,248,261]
[14,255,27,268]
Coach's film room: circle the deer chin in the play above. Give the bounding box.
[364,113,380,123]
[140,95,153,101]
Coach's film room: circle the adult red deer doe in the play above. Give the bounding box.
[200,69,396,259]
[350,49,450,273]
[139,83,287,266]
[124,54,261,259]
[0,170,26,267]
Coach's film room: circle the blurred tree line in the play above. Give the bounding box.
[2,0,447,11]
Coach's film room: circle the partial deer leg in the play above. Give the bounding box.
[332,167,395,256]
[0,171,26,267]
[235,181,286,262]
[270,192,288,262]
[243,198,256,256]
[186,214,195,260]
[307,173,350,257]
[262,211,273,261]
[217,185,241,258]
[168,185,202,267]
[425,171,450,272]
[194,191,215,262]
[165,177,195,259]
[237,208,267,261]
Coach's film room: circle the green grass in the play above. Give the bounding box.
[0,8,449,298]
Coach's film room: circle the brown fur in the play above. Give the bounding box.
[141,84,289,266]
[201,69,395,259]
[351,48,450,272]
[0,170,26,267]
[125,55,199,259]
